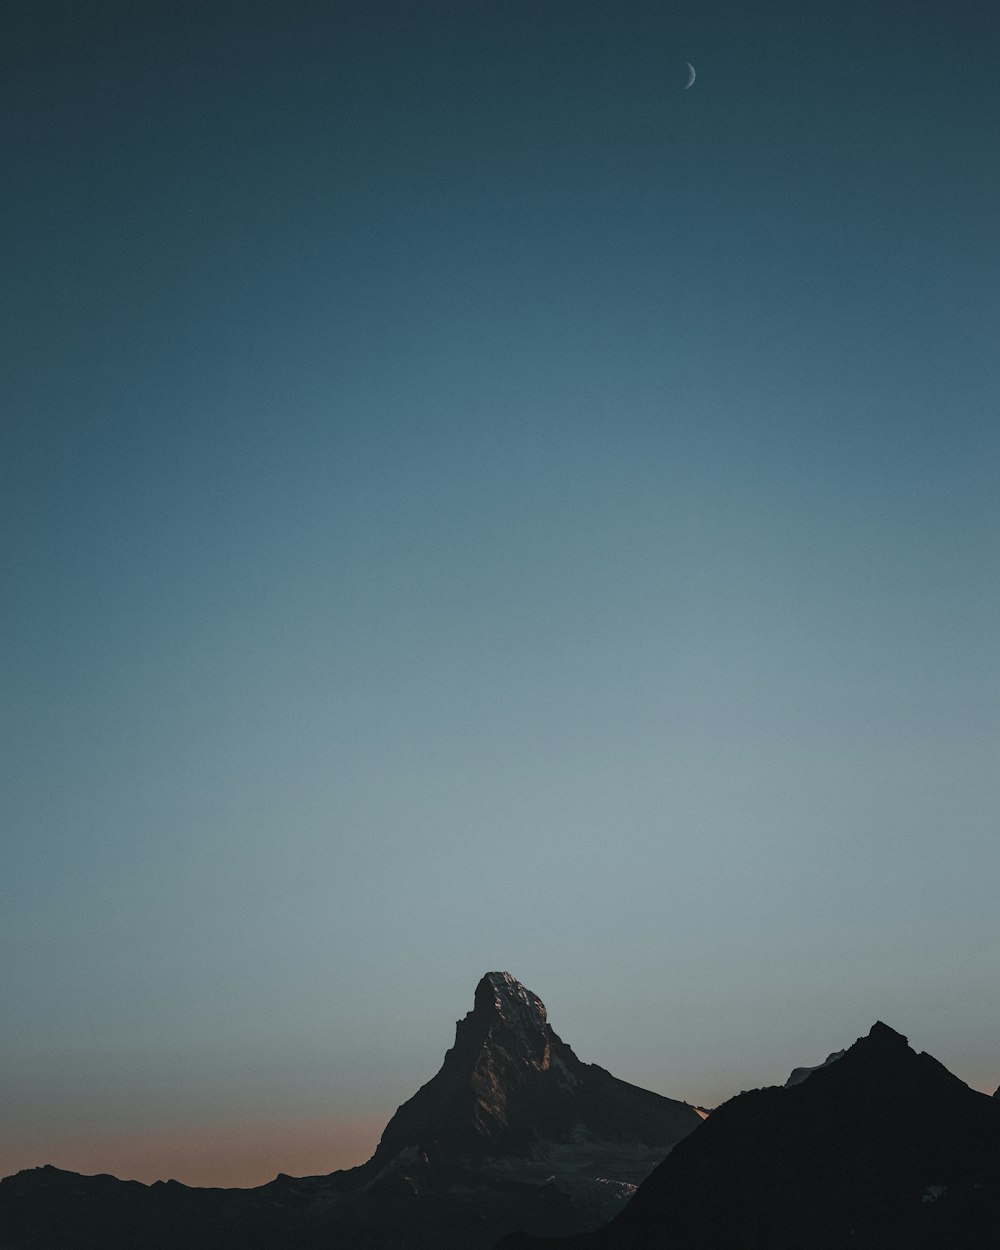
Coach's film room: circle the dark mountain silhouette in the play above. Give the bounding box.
[0,973,701,1250]
[498,1021,1000,1250]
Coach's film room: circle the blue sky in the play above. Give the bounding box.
[2,0,998,1185]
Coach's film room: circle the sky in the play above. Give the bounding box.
[2,0,998,1188]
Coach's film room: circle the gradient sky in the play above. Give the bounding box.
[3,0,998,1187]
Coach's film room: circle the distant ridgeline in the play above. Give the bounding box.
[3,979,999,1249]
[0,973,701,1250]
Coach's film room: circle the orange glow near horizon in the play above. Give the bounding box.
[0,1116,385,1190]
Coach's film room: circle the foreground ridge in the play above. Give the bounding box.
[499,1021,1000,1250]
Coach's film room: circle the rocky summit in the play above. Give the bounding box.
[0,973,702,1250]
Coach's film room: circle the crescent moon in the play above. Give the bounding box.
[684,62,696,89]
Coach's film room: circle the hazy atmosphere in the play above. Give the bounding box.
[3,0,998,1187]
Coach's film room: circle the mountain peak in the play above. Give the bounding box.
[862,1020,909,1048]
[474,972,548,1031]
[370,973,702,1169]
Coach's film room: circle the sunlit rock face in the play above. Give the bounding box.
[500,1021,1000,1250]
[475,972,549,1042]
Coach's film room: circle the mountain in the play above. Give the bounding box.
[372,971,700,1170]
[0,973,702,1250]
[499,1021,1000,1250]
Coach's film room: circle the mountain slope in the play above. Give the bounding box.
[783,1047,845,1086]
